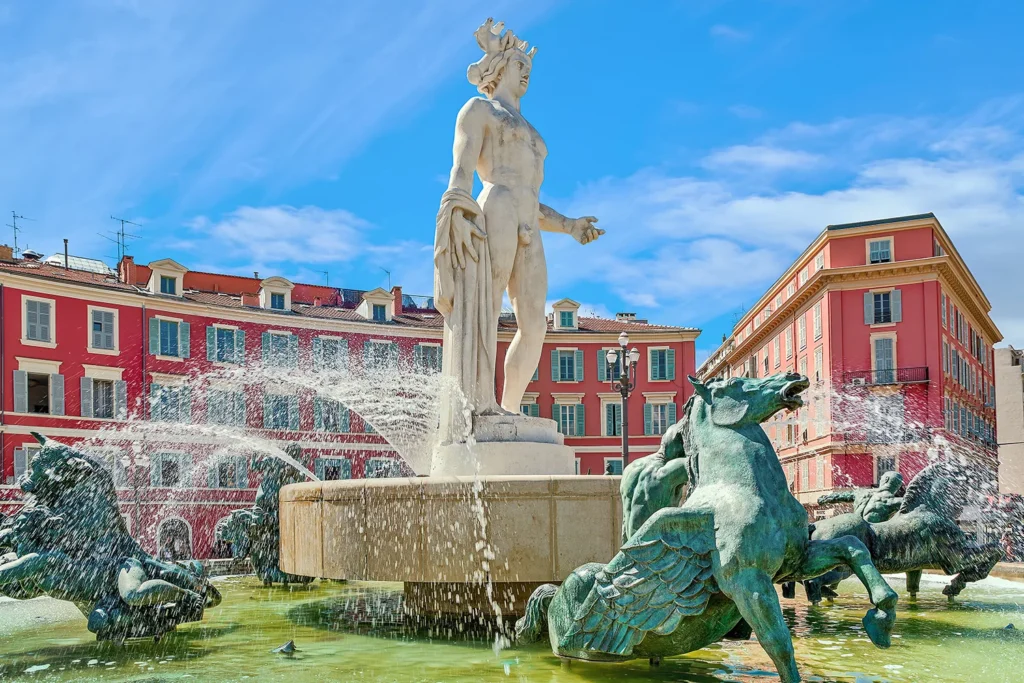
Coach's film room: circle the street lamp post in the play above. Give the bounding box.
[606,331,641,472]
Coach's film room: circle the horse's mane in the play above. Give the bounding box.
[678,393,700,488]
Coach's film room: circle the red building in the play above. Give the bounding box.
[1,248,698,557]
[699,213,1001,512]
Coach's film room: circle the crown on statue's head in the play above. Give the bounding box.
[467,18,537,96]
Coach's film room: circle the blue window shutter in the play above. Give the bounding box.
[413,344,422,371]
[598,350,607,382]
[575,350,584,382]
[179,322,191,359]
[80,377,93,418]
[234,392,246,426]
[532,366,538,382]
[312,337,323,371]
[605,403,614,436]
[390,342,399,367]
[288,396,299,430]
[206,326,216,361]
[207,461,218,488]
[288,334,299,367]
[149,318,160,355]
[150,384,162,421]
[551,350,559,381]
[50,374,65,416]
[263,395,273,429]
[313,396,323,431]
[180,386,192,422]
[13,370,28,413]
[262,332,271,364]
[529,403,539,418]
[864,293,873,325]
[234,329,245,364]
[364,341,372,366]
[342,405,351,433]
[150,453,161,486]
[114,380,127,420]
[13,447,26,481]
[644,404,653,435]
[667,402,677,426]
[667,349,676,380]
[892,289,902,323]
[236,457,249,488]
[314,458,324,480]
[575,404,585,436]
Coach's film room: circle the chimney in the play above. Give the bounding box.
[63,239,69,270]
[0,244,13,261]
[118,255,136,284]
[254,271,259,279]
[615,312,637,321]
[313,296,322,307]
[391,286,403,315]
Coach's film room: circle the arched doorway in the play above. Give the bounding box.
[157,517,192,561]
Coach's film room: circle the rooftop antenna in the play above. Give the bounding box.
[7,211,33,258]
[380,267,391,290]
[107,215,141,264]
[320,270,329,287]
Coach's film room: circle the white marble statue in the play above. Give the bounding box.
[434,18,603,444]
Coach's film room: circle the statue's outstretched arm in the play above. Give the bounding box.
[817,491,855,506]
[539,204,604,244]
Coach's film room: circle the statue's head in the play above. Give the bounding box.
[878,470,904,493]
[688,372,809,427]
[467,18,536,98]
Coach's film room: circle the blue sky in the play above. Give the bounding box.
[4,0,1023,361]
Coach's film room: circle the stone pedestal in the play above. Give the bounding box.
[430,413,576,476]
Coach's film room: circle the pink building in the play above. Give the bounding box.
[1,248,698,557]
[699,213,1001,511]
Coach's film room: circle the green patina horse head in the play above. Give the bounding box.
[517,373,899,683]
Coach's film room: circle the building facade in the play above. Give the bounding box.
[0,249,698,558]
[698,214,1001,511]
[995,347,1024,496]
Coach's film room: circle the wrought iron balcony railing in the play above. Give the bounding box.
[843,366,929,386]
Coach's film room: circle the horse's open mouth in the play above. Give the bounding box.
[780,379,809,410]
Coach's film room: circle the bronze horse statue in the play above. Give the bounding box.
[516,374,898,683]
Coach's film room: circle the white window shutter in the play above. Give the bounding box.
[50,374,65,416]
[864,293,873,325]
[179,322,191,358]
[206,326,216,361]
[14,447,27,482]
[13,370,28,413]
[235,329,246,364]
[892,289,902,323]
[114,380,127,420]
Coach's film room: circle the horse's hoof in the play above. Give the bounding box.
[863,607,895,649]
[649,657,661,667]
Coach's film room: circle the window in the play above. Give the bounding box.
[868,239,892,264]
[160,320,179,356]
[160,275,177,295]
[943,341,949,374]
[604,458,624,475]
[815,253,825,271]
[315,397,349,433]
[414,344,442,373]
[210,456,248,489]
[787,283,795,298]
[763,354,768,376]
[270,292,286,310]
[785,328,792,359]
[800,459,809,488]
[876,455,897,481]
[152,453,190,487]
[91,310,115,350]
[372,303,386,322]
[14,368,65,416]
[814,347,823,383]
[315,457,351,481]
[520,402,539,417]
[92,379,114,419]
[941,294,947,328]
[649,349,675,381]
[213,327,239,363]
[798,315,806,349]
[263,394,293,430]
[552,349,582,382]
[264,332,297,367]
[558,403,576,435]
[645,402,676,436]
[13,444,43,483]
[27,373,51,413]
[813,303,822,339]
[208,389,245,426]
[872,337,895,384]
[775,295,782,309]
[798,267,809,287]
[816,457,825,489]
[773,337,781,367]
[559,311,575,328]
[314,338,348,371]
[934,237,945,257]
[366,458,401,478]
[25,298,53,343]
[151,384,191,422]
[873,292,892,324]
[81,376,126,420]
[799,357,808,379]
[605,402,622,437]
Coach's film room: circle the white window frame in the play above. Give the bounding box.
[866,236,894,264]
[815,253,825,271]
[152,451,191,488]
[603,457,624,476]
[22,295,57,348]
[86,305,120,355]
[555,347,579,383]
[154,314,185,362]
[598,393,623,437]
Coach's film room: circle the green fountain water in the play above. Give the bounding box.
[2,573,1021,682]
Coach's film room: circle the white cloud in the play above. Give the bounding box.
[550,100,1024,346]
[728,104,763,119]
[710,24,750,42]
[702,145,822,171]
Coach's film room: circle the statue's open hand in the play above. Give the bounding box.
[451,208,487,269]
[570,216,603,245]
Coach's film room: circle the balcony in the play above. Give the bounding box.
[844,366,929,386]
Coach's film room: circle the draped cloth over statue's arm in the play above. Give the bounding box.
[434,188,497,443]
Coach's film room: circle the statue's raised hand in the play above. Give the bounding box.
[450,208,487,269]
[570,216,603,245]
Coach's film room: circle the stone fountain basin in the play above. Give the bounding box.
[279,476,622,614]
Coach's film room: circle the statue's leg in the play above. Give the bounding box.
[781,581,796,599]
[479,187,520,413]
[942,543,1003,599]
[798,537,897,648]
[906,569,922,599]
[0,552,50,585]
[719,569,800,683]
[502,228,548,412]
[117,559,203,608]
